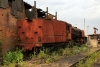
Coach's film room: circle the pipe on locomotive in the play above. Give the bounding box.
[34,1,57,20]
[34,1,37,18]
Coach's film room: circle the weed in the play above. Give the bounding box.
[51,51,58,61]
[18,62,27,67]
[0,62,27,67]
[37,50,48,59]
[46,52,58,63]
[46,57,53,63]
[29,52,37,59]
[57,48,63,55]
[80,46,87,52]
[30,44,88,64]
[72,46,80,54]
[65,48,72,56]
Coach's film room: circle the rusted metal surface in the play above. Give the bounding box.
[71,27,81,39]
[81,30,85,37]
[66,23,86,44]
[68,33,72,41]
[66,23,72,41]
[70,27,82,43]
[44,19,66,43]
[17,19,67,51]
[17,19,43,51]
[0,0,9,8]
[52,20,66,42]
[43,20,55,43]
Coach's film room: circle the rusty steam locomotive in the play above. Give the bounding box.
[16,1,87,51]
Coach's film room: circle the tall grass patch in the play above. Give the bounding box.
[30,44,88,64]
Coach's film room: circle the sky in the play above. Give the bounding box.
[23,0,100,35]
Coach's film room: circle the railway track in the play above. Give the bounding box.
[70,47,100,67]
[92,59,100,67]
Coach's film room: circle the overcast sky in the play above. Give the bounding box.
[23,0,100,35]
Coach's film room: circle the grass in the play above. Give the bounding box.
[29,49,59,64]
[0,62,27,67]
[61,44,88,56]
[0,43,88,67]
[37,50,48,59]
[46,51,59,63]
[29,43,88,64]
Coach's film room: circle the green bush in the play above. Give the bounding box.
[3,48,23,65]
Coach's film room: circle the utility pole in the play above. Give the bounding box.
[87,26,89,35]
[46,7,48,17]
[34,1,37,18]
[84,18,85,44]
[55,11,57,20]
[84,18,85,35]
